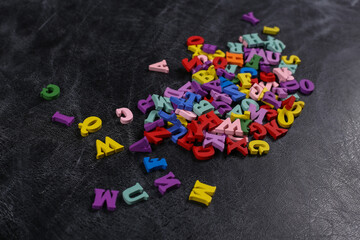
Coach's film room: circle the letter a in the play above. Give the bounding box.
[148,59,169,73]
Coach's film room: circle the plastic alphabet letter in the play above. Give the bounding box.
[40,84,60,100]
[52,111,75,126]
[129,137,152,153]
[213,118,243,136]
[216,68,235,80]
[192,145,215,160]
[144,119,165,132]
[242,33,264,47]
[281,96,296,110]
[202,79,222,93]
[226,52,244,67]
[264,36,286,53]
[249,122,267,140]
[197,55,209,63]
[78,116,102,137]
[144,127,172,144]
[178,81,195,95]
[92,189,119,211]
[175,108,197,121]
[192,70,215,84]
[277,108,295,128]
[154,172,181,195]
[193,100,215,116]
[266,51,281,65]
[227,42,244,53]
[263,119,288,140]
[241,12,260,25]
[226,64,238,74]
[211,100,232,115]
[115,108,133,124]
[189,180,216,206]
[152,94,174,113]
[280,80,300,94]
[272,87,288,99]
[263,26,280,35]
[138,95,155,114]
[177,126,196,150]
[164,87,184,98]
[96,137,124,159]
[260,72,276,82]
[191,81,208,97]
[226,104,242,118]
[240,67,258,78]
[182,57,202,72]
[170,97,186,109]
[245,48,268,65]
[262,91,282,109]
[273,67,294,83]
[244,54,262,70]
[122,183,149,205]
[248,104,268,124]
[299,79,315,95]
[226,137,248,156]
[290,101,305,117]
[170,125,188,143]
[187,36,204,46]
[144,110,160,124]
[184,92,202,111]
[149,60,169,73]
[223,85,246,102]
[211,90,232,105]
[203,132,226,152]
[241,99,259,111]
[281,55,301,65]
[278,60,297,74]
[188,44,204,58]
[249,83,264,101]
[188,111,222,140]
[212,57,227,69]
[237,73,252,89]
[248,140,270,155]
[158,110,178,123]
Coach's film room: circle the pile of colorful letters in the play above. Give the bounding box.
[131,31,315,159]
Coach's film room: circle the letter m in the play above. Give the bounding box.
[189,180,216,206]
[92,189,119,211]
[96,137,124,159]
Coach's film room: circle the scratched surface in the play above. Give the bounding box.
[1,0,360,239]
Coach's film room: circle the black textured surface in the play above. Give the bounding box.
[1,0,360,239]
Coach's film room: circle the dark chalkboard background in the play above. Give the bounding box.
[1,0,360,239]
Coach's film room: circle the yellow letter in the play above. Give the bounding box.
[189,180,216,206]
[263,26,280,35]
[96,137,124,159]
[248,140,270,155]
[277,108,295,128]
[230,111,250,121]
[281,55,301,65]
[192,70,214,84]
[290,101,305,117]
[78,116,102,137]
[237,73,252,89]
